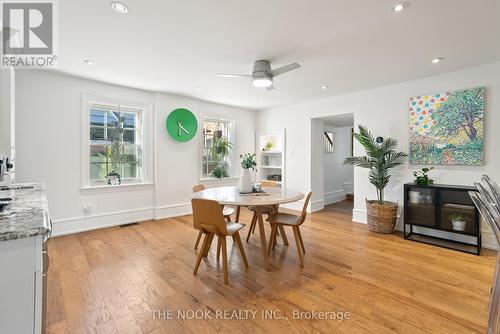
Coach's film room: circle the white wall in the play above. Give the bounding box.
[257,61,500,249]
[0,69,13,156]
[323,124,353,205]
[14,71,256,235]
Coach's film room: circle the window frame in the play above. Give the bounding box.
[199,116,236,180]
[81,94,154,189]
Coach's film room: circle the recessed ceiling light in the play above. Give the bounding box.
[321,85,329,90]
[432,57,444,64]
[393,2,409,12]
[111,1,128,13]
[259,100,264,104]
[83,60,94,65]
[196,86,202,91]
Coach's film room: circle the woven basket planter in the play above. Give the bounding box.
[366,199,398,234]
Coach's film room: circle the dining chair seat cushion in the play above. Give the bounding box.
[225,222,246,236]
[267,213,301,226]
[223,207,236,217]
[248,205,274,213]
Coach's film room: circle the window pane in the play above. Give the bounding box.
[123,113,136,129]
[90,109,105,126]
[107,127,121,141]
[123,163,137,179]
[90,163,107,180]
[122,145,138,163]
[90,127,105,140]
[107,111,121,127]
[90,145,107,163]
[123,129,135,143]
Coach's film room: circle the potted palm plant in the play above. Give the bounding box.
[209,137,232,178]
[344,126,407,233]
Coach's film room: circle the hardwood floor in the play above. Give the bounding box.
[46,207,496,334]
[324,199,354,215]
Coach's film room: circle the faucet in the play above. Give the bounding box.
[0,156,14,182]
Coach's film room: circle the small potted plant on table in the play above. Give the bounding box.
[344,126,407,234]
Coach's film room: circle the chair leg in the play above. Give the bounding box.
[246,212,257,242]
[203,233,214,257]
[268,224,278,258]
[297,227,305,254]
[292,227,304,267]
[252,216,258,233]
[221,237,229,284]
[233,232,249,268]
[194,230,203,250]
[193,233,211,275]
[217,237,221,261]
[278,225,289,246]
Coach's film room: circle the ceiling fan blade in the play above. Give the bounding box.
[216,73,251,78]
[266,83,275,91]
[270,63,301,77]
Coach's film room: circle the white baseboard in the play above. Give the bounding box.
[351,208,498,251]
[51,202,192,237]
[283,198,324,213]
[343,181,354,194]
[324,190,346,206]
[52,207,155,237]
[154,202,192,220]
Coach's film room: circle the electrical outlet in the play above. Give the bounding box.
[83,205,91,214]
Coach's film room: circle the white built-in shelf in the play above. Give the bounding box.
[261,150,282,154]
[261,165,282,169]
[257,130,286,188]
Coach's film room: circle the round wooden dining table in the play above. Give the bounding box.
[192,186,304,271]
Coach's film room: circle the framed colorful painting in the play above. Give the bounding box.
[409,87,485,165]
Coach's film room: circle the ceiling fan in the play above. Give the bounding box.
[217,60,301,90]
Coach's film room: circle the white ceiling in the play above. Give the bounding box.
[56,0,500,110]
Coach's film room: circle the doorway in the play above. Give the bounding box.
[310,113,354,216]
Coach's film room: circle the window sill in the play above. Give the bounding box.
[199,176,239,183]
[80,182,154,194]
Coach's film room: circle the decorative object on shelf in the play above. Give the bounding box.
[324,131,334,153]
[409,87,485,165]
[450,214,468,231]
[209,136,232,178]
[263,142,273,151]
[404,183,480,255]
[413,167,434,185]
[166,108,198,142]
[408,190,420,204]
[239,153,257,193]
[344,125,407,233]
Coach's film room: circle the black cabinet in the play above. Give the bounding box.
[403,183,480,255]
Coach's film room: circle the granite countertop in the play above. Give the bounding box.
[0,183,50,242]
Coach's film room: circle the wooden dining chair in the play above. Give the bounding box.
[470,190,500,334]
[191,198,248,284]
[192,184,236,250]
[246,180,286,243]
[267,191,312,267]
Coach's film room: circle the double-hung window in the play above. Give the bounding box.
[83,95,152,188]
[201,118,234,178]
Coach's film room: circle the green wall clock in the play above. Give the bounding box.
[166,108,198,142]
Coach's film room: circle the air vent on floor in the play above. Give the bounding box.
[119,222,139,228]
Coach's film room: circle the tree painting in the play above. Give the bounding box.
[409,87,484,165]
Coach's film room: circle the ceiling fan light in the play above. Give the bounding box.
[252,73,273,88]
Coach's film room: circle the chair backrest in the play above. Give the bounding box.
[475,182,500,217]
[192,184,206,193]
[191,198,227,235]
[470,191,500,243]
[482,175,500,208]
[299,191,313,225]
[261,180,278,187]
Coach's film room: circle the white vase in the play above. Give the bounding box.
[239,168,253,193]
